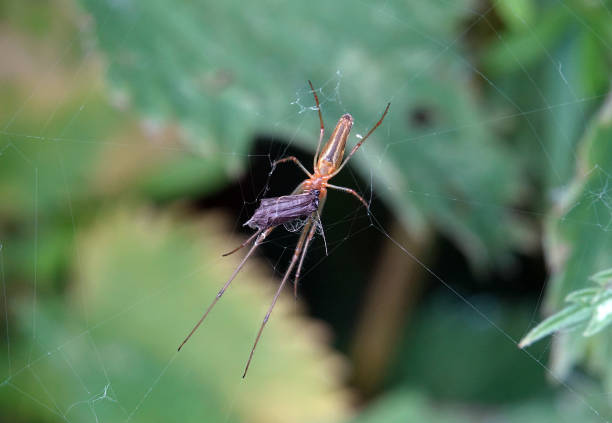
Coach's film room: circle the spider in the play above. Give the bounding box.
[178,81,390,377]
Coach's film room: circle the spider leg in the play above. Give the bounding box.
[308,80,325,168]
[242,218,312,377]
[222,230,261,257]
[270,156,312,178]
[327,183,369,210]
[178,227,273,351]
[293,218,317,299]
[330,102,390,178]
[316,211,328,257]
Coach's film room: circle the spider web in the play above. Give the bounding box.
[1,0,612,422]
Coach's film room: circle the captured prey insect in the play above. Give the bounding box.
[178,81,390,377]
[243,190,321,232]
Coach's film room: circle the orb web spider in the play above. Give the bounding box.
[178,81,390,377]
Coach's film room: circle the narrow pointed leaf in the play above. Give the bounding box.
[583,297,612,337]
[590,268,612,285]
[519,304,591,348]
[565,287,599,304]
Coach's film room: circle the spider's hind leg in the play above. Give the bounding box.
[222,230,262,257]
[293,219,317,299]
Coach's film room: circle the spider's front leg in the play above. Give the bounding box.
[270,156,312,178]
[327,183,370,210]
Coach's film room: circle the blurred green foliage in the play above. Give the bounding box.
[538,96,612,386]
[389,296,551,403]
[349,387,610,423]
[0,208,348,422]
[1,0,612,422]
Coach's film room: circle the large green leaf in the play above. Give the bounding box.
[540,92,612,380]
[79,0,526,268]
[0,208,349,422]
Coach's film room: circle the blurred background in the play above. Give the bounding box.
[1,0,612,421]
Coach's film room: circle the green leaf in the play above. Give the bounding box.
[584,297,612,337]
[495,0,536,33]
[590,268,612,285]
[482,7,570,74]
[481,2,612,196]
[518,303,591,348]
[545,93,612,309]
[591,287,612,306]
[565,287,599,304]
[542,91,612,378]
[521,275,612,346]
[578,32,610,97]
[80,0,527,268]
